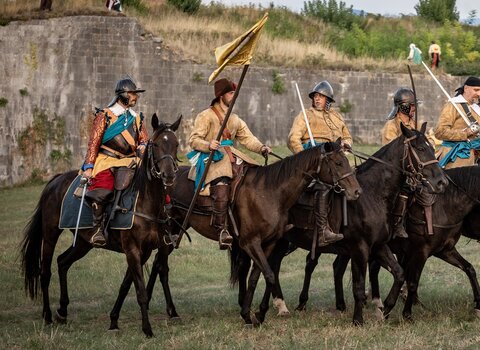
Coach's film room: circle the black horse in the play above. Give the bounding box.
[142,139,361,326]
[20,115,181,337]
[248,123,448,326]
[356,166,480,321]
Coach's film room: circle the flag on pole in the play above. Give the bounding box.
[208,13,269,83]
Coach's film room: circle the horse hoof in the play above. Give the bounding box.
[251,314,261,327]
[371,298,384,309]
[375,307,385,321]
[273,298,290,317]
[277,309,290,317]
[144,330,154,338]
[295,305,306,312]
[475,309,480,318]
[168,316,182,324]
[55,311,67,324]
[108,327,120,333]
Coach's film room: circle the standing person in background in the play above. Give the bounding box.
[428,41,441,70]
[105,0,122,12]
[288,81,352,246]
[407,43,422,65]
[40,0,52,11]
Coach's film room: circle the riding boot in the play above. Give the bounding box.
[392,193,409,239]
[85,189,113,247]
[314,184,344,247]
[210,184,233,250]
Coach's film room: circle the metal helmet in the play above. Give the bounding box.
[109,77,145,107]
[308,81,335,102]
[387,88,416,120]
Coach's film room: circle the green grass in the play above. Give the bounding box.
[3,145,480,349]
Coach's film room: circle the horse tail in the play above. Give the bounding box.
[20,174,61,299]
[229,240,243,287]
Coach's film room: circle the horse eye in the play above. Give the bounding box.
[335,161,342,166]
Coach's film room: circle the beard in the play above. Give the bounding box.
[221,95,231,107]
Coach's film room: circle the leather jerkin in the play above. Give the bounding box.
[211,106,235,163]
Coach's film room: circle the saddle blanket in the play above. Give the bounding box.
[59,175,139,230]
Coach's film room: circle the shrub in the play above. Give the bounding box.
[167,0,201,14]
[271,70,285,94]
[0,97,7,107]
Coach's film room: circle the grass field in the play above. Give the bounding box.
[2,146,480,349]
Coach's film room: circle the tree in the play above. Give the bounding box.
[415,0,459,23]
[466,9,478,26]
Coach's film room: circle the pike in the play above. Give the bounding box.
[294,82,316,147]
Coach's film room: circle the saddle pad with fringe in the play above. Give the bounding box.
[59,175,139,230]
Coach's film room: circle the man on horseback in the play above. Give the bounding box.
[382,87,436,237]
[435,76,480,169]
[288,81,352,246]
[187,78,271,250]
[81,76,148,247]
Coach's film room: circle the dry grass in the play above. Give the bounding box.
[0,0,406,71]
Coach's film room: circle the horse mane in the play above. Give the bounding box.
[133,122,173,195]
[250,144,330,189]
[445,166,480,197]
[355,135,404,175]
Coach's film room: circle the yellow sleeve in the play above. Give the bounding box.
[434,103,469,141]
[188,112,212,153]
[381,121,398,145]
[234,118,264,153]
[288,112,307,154]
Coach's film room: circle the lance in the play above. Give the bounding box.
[421,61,479,134]
[294,82,316,147]
[406,64,418,130]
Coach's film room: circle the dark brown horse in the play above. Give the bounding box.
[20,115,181,337]
[250,123,448,326]
[141,139,361,326]
[357,166,480,321]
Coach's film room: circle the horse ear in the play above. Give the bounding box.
[400,122,413,137]
[420,121,427,134]
[151,113,159,130]
[171,114,182,132]
[335,137,342,146]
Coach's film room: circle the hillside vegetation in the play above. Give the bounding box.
[1,0,479,74]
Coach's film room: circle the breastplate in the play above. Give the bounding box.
[103,121,138,155]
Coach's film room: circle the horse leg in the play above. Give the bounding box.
[125,251,154,337]
[237,250,252,308]
[350,247,369,325]
[372,245,405,320]
[109,269,133,330]
[333,254,350,312]
[56,239,92,323]
[240,264,262,326]
[156,244,179,319]
[435,247,480,315]
[257,239,290,323]
[368,258,383,308]
[40,235,61,324]
[402,252,428,321]
[296,251,320,311]
[146,250,159,308]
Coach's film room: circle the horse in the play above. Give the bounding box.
[20,115,181,337]
[141,138,362,326]
[355,166,480,321]
[250,123,448,326]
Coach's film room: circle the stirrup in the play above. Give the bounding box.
[219,229,232,250]
[318,230,344,247]
[90,230,106,248]
[163,233,179,246]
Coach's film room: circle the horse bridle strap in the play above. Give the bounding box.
[147,140,178,181]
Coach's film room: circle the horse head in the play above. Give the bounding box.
[400,122,448,194]
[318,138,362,201]
[147,114,182,187]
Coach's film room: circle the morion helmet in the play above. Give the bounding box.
[109,77,145,107]
[308,81,335,102]
[387,88,416,120]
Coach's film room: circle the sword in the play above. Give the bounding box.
[421,61,480,134]
[294,82,316,147]
[73,176,88,247]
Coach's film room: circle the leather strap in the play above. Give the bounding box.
[424,206,434,235]
[106,110,138,151]
[211,106,235,163]
[460,103,477,125]
[100,144,135,159]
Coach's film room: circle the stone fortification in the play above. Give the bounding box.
[0,16,464,185]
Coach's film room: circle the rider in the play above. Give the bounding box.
[81,76,149,247]
[435,76,480,169]
[288,81,352,246]
[187,78,271,250]
[382,87,436,238]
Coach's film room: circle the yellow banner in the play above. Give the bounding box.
[208,13,269,83]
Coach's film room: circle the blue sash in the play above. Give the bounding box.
[303,140,324,150]
[439,138,480,168]
[187,140,234,191]
[102,111,136,144]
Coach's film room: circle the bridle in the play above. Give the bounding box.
[146,129,179,185]
[321,149,356,194]
[349,134,439,191]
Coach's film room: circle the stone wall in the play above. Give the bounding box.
[0,16,465,186]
